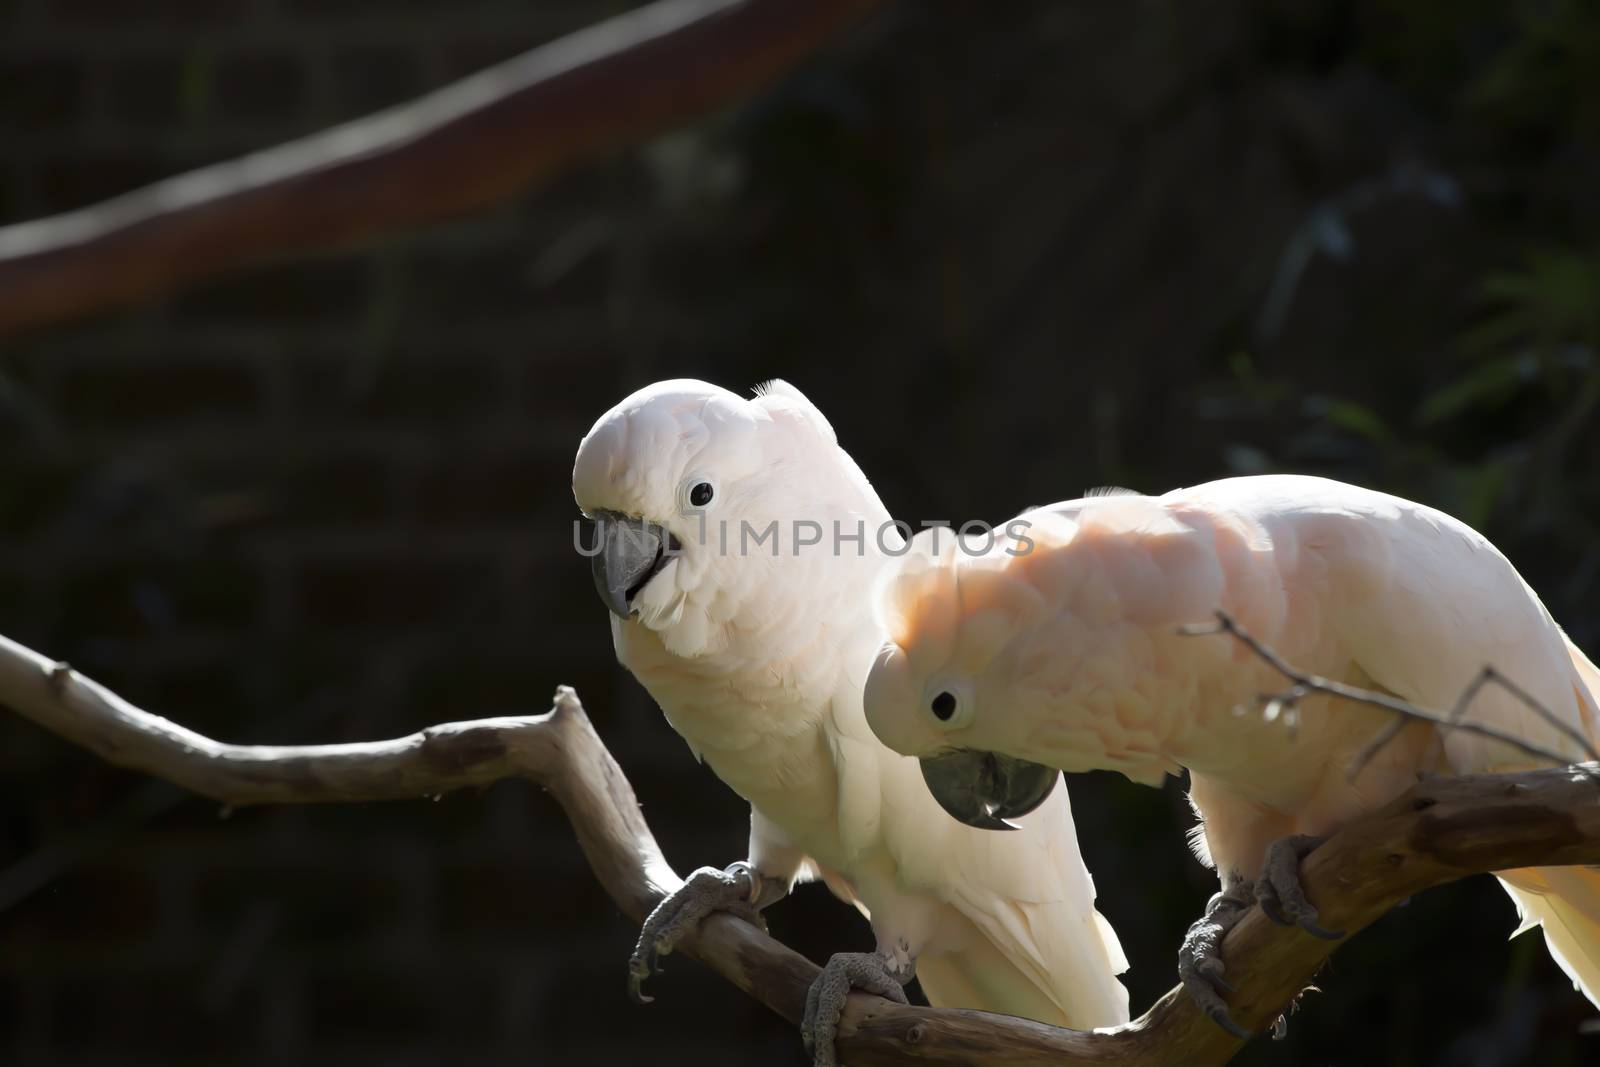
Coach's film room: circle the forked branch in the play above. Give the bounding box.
[3,628,1599,1066]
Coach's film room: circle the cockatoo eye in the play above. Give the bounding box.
[924,682,973,730]
[679,475,717,513]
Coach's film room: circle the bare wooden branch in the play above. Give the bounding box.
[0,0,883,339]
[0,630,804,1025]
[840,761,1600,1066]
[5,626,1600,1065]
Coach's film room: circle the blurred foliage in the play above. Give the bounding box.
[1211,0,1600,653]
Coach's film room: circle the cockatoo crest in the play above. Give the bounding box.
[754,378,838,445]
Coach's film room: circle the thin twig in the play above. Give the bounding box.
[1178,612,1597,772]
[1347,665,1495,781]
[1480,663,1600,759]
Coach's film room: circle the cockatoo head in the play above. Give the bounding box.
[866,497,1198,829]
[863,518,1076,831]
[573,378,875,657]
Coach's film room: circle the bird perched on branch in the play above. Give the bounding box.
[573,379,1129,1066]
[863,474,1600,1035]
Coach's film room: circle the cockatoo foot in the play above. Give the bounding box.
[1254,834,1344,940]
[628,861,770,1005]
[801,950,913,1067]
[1178,885,1254,1039]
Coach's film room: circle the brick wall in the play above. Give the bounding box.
[3,2,1597,1064]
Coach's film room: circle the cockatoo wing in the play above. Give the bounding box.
[1167,476,1600,767]
[1320,492,1600,770]
[920,773,1132,1029]
[1245,477,1600,1006]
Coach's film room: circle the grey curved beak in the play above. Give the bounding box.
[589,510,675,618]
[919,750,1060,831]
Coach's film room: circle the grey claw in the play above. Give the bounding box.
[1184,964,1250,1039]
[1257,834,1345,942]
[801,952,912,1067]
[627,952,656,1004]
[1208,1004,1254,1041]
[1256,891,1291,927]
[1178,886,1253,1040]
[627,862,768,1004]
[1205,965,1236,996]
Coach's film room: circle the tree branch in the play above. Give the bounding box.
[0,0,883,339]
[843,760,1600,1066]
[4,627,1598,1065]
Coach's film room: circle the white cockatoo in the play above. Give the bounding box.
[572,379,1129,1065]
[863,474,1600,1034]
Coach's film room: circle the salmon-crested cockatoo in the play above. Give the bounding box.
[572,379,1129,1065]
[863,474,1600,1035]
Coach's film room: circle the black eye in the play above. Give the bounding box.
[930,691,957,722]
[689,482,714,507]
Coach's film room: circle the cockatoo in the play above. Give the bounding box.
[572,379,1130,1065]
[863,474,1600,1035]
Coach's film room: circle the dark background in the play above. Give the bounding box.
[3,1,1600,1064]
